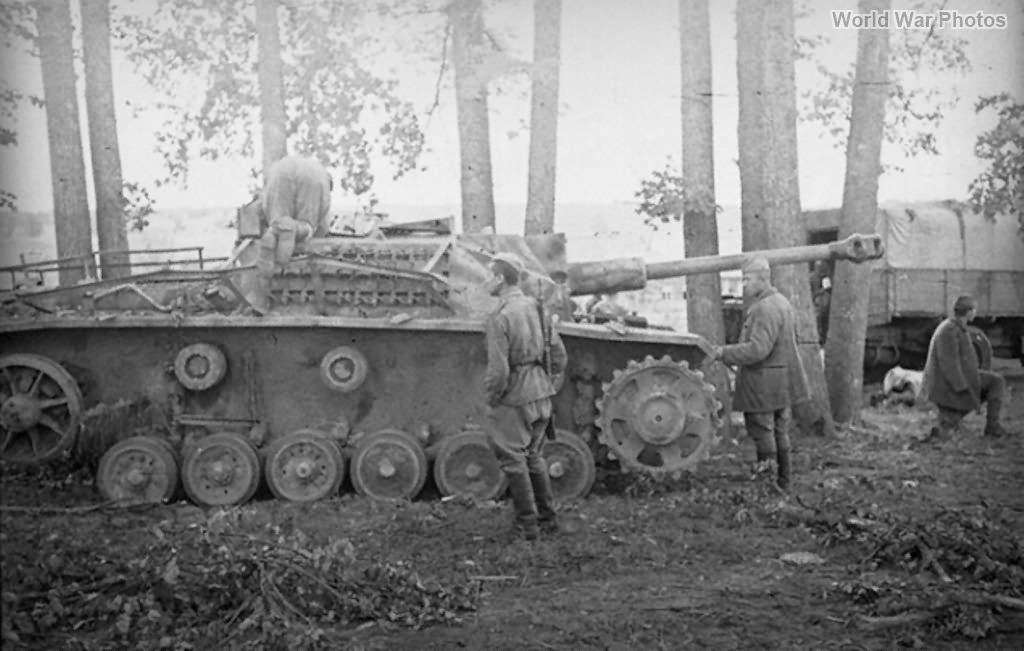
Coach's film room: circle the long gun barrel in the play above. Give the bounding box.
[565,233,884,296]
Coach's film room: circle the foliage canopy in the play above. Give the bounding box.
[117,0,427,197]
[967,93,1023,230]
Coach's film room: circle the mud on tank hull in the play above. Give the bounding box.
[0,315,721,506]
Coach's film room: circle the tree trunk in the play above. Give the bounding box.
[825,0,890,424]
[37,0,92,285]
[524,0,561,236]
[736,0,767,252]
[450,0,495,233]
[737,0,834,436]
[82,0,130,279]
[679,0,723,342]
[681,0,731,430]
[256,0,287,172]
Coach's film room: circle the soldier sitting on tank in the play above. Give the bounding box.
[544,269,578,322]
[246,155,333,314]
[920,295,1016,442]
[591,292,630,321]
[482,252,568,541]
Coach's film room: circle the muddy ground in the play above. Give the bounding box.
[2,369,1022,651]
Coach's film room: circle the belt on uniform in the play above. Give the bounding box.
[511,361,543,371]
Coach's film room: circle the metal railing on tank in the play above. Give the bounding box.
[0,247,229,291]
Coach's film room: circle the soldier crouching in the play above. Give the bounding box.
[921,295,1016,441]
[247,155,333,314]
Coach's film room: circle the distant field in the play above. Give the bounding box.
[0,207,239,287]
[0,201,745,267]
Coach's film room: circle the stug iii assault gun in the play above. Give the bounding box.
[0,207,882,506]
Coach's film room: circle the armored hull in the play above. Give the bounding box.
[1,218,881,506]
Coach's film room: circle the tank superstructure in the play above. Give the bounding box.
[0,210,882,505]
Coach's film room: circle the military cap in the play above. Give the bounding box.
[953,295,976,314]
[741,255,771,274]
[491,252,525,276]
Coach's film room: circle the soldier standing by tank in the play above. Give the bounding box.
[921,295,1015,441]
[810,260,832,343]
[709,256,809,490]
[248,155,333,314]
[482,252,568,541]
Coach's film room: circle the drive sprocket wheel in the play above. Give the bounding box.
[596,355,721,479]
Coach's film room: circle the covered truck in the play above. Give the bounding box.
[802,201,1024,367]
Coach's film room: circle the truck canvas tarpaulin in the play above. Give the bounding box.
[803,201,1024,364]
[871,202,1024,321]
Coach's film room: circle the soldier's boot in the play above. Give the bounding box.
[529,471,558,534]
[984,399,1016,437]
[776,447,792,491]
[752,444,775,477]
[507,473,539,541]
[921,409,961,444]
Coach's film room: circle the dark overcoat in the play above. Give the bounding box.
[921,317,981,412]
[720,287,810,413]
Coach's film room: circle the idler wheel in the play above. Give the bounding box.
[181,432,260,506]
[319,346,369,393]
[174,343,228,391]
[349,428,427,501]
[264,429,345,502]
[0,353,83,465]
[544,429,596,501]
[596,355,722,479]
[431,430,506,501]
[97,436,179,504]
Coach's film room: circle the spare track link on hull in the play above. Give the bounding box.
[596,355,722,479]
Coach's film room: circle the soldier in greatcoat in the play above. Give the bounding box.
[482,253,568,540]
[710,256,809,490]
[921,295,1014,440]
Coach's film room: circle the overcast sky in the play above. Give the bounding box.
[0,0,1021,225]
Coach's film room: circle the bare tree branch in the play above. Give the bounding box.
[425,19,451,123]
